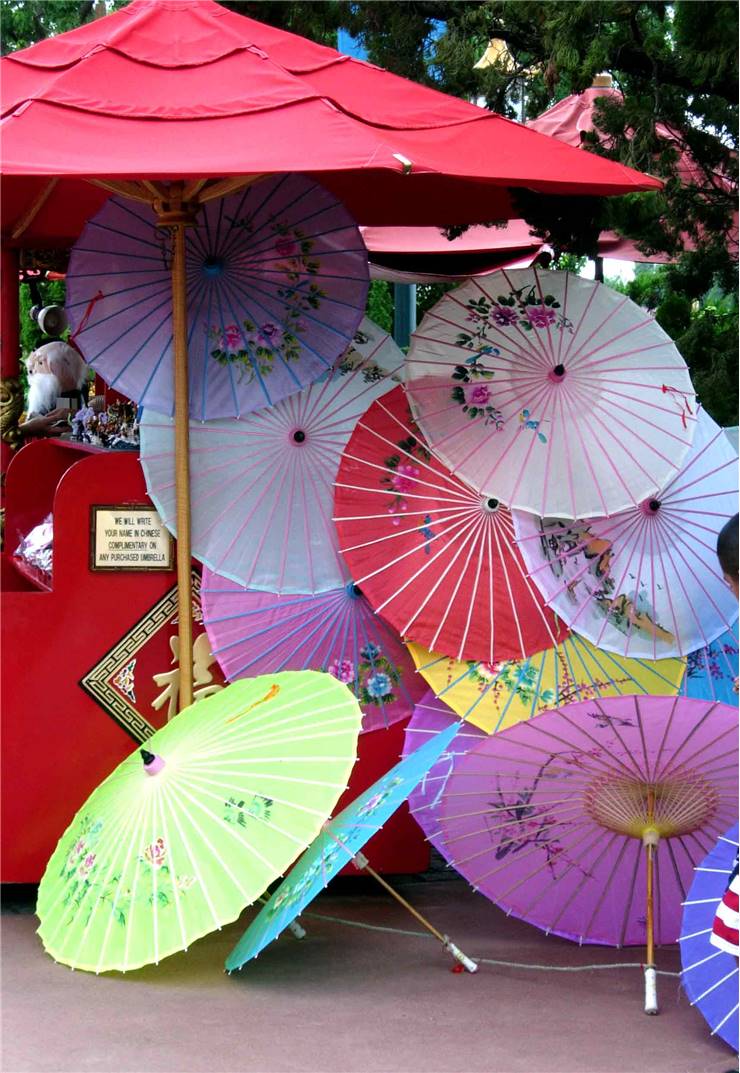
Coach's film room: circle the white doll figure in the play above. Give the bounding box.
[26,341,88,416]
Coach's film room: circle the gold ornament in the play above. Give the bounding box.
[0,377,25,451]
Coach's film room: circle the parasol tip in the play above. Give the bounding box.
[140,749,166,775]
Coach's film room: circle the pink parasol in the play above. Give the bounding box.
[514,409,739,659]
[438,695,737,1012]
[333,385,569,664]
[405,267,695,519]
[201,568,426,733]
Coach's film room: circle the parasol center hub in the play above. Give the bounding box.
[548,364,566,383]
[203,255,226,278]
[291,429,307,445]
[583,773,718,839]
[640,498,662,515]
[482,497,501,514]
[346,582,363,599]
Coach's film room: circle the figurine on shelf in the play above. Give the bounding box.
[71,400,139,449]
[26,340,88,416]
[16,341,90,442]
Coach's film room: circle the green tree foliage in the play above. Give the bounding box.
[608,267,738,426]
[18,278,66,358]
[347,0,739,422]
[219,1,344,46]
[365,280,394,335]
[0,1,127,53]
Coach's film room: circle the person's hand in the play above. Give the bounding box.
[19,408,70,438]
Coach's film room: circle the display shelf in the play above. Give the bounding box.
[9,556,52,593]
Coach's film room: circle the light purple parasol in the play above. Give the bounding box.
[513,409,739,659]
[405,268,695,519]
[438,695,737,1013]
[66,174,369,420]
[401,691,485,852]
[201,568,427,733]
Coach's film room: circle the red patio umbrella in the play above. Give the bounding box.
[0,0,661,709]
[1,1,662,243]
[528,78,738,261]
[360,223,544,283]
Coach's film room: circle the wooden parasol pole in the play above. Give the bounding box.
[352,850,478,972]
[643,788,659,1014]
[154,184,200,714]
[89,174,266,715]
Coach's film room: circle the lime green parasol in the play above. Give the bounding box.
[36,671,362,973]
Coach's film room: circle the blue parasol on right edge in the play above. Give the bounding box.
[680,822,739,1051]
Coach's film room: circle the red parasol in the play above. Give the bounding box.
[333,385,568,663]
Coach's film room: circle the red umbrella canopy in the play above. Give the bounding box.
[528,86,705,187]
[361,223,544,282]
[528,84,738,260]
[1,0,662,244]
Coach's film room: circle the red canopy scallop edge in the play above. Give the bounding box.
[1,0,662,243]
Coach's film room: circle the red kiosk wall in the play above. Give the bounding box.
[1,444,427,881]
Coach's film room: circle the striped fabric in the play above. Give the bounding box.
[710,859,740,956]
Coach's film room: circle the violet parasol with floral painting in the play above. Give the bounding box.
[437,695,737,1014]
[65,173,369,422]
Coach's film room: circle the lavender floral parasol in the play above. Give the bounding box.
[66,174,369,420]
[513,409,739,660]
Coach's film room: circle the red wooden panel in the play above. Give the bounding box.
[1,446,427,881]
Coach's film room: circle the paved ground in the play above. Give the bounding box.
[1,878,734,1073]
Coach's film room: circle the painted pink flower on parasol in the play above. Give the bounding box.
[437,695,737,949]
[513,409,739,659]
[405,267,695,519]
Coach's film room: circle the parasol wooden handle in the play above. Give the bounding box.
[643,788,659,1015]
[171,219,193,713]
[353,852,478,973]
